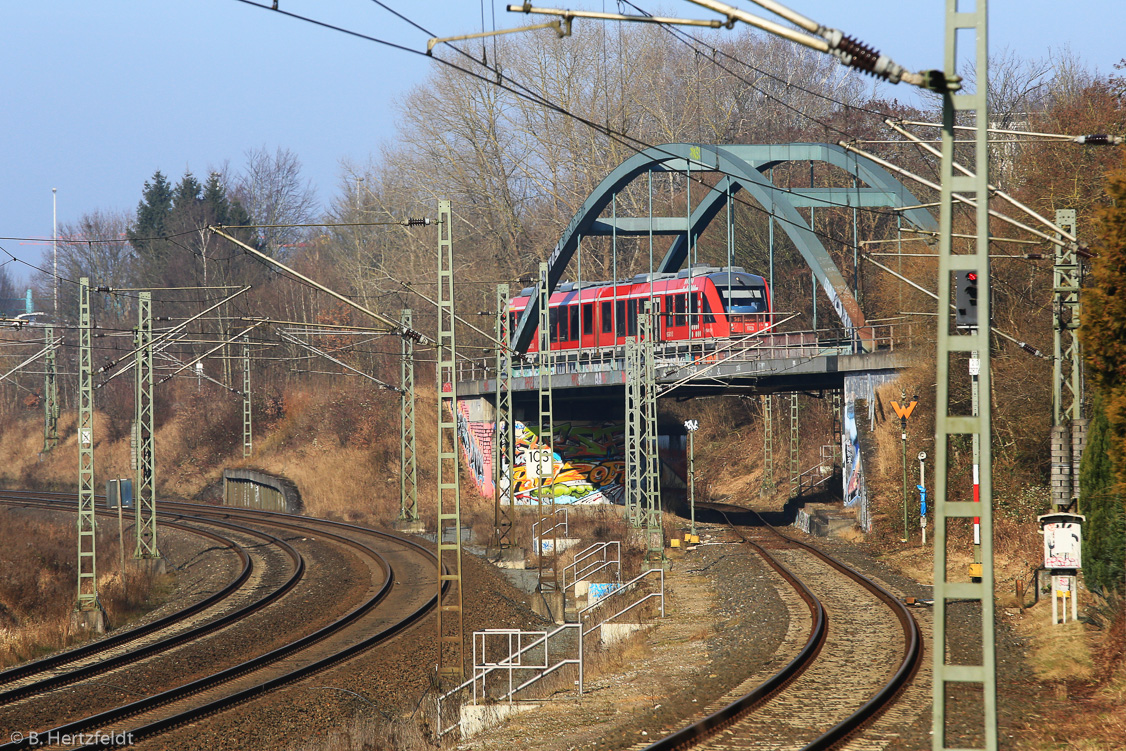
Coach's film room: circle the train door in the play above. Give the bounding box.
[688,288,702,339]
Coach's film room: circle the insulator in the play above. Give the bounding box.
[95,286,111,293]
[835,34,880,75]
[1074,134,1120,145]
[1018,342,1043,358]
[404,217,431,227]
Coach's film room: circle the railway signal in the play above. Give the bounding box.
[891,394,918,542]
[918,451,928,544]
[954,271,979,329]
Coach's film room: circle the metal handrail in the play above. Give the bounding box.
[796,459,837,495]
[577,568,664,694]
[562,541,621,593]
[531,507,569,549]
[437,622,577,737]
[437,566,666,736]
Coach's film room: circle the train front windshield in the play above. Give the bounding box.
[721,285,768,313]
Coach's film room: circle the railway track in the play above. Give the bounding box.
[643,501,922,751]
[0,500,304,704]
[0,491,441,750]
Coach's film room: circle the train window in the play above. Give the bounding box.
[568,305,579,341]
[509,312,517,335]
[602,301,613,334]
[583,303,594,335]
[616,300,627,336]
[721,286,767,313]
[674,294,686,326]
[689,293,698,326]
[627,299,638,337]
[702,294,715,324]
[549,307,561,342]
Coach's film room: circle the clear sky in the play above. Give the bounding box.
[2,2,1121,288]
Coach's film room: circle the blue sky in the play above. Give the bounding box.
[2,1,1121,288]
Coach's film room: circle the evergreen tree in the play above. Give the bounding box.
[1079,154,1126,593]
[128,169,259,288]
[128,170,174,275]
[1079,395,1125,592]
[1082,158,1126,483]
[172,171,203,213]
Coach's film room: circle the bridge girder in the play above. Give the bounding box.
[511,142,936,354]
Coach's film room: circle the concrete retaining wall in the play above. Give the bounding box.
[223,468,303,514]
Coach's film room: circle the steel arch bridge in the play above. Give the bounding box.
[510,142,937,354]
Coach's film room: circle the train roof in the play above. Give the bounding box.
[514,265,763,299]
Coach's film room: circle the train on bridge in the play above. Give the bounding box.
[510,266,773,352]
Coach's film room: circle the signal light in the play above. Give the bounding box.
[955,270,980,329]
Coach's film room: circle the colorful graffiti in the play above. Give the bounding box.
[508,421,625,505]
[456,401,688,506]
[842,402,865,509]
[455,402,629,505]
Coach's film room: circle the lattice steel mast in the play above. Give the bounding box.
[790,392,800,496]
[242,334,252,458]
[1051,209,1085,511]
[400,308,419,524]
[492,284,515,549]
[761,394,774,497]
[625,332,643,528]
[133,291,159,560]
[76,278,100,615]
[932,2,996,748]
[535,263,559,596]
[435,200,464,685]
[43,324,59,452]
[638,303,663,568]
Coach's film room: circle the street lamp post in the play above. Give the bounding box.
[52,188,58,317]
[684,419,699,537]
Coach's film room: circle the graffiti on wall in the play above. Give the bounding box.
[456,406,490,494]
[508,421,625,505]
[455,402,629,505]
[842,402,866,510]
[456,401,688,506]
[843,371,898,531]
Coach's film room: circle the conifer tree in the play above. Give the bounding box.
[1079,156,1126,592]
[1079,395,1124,592]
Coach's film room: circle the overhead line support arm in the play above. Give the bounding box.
[208,225,430,346]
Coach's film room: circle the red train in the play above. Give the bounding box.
[510,266,772,353]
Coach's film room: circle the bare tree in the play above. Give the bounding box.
[234,146,319,259]
[34,209,136,321]
[0,262,20,317]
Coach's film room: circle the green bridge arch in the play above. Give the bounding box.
[511,142,936,354]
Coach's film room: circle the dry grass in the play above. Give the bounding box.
[0,509,163,669]
[1011,597,1126,750]
[1015,613,1095,683]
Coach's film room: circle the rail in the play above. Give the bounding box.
[0,493,439,751]
[562,541,621,594]
[641,502,922,751]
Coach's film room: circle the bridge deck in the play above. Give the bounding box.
[457,332,908,402]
